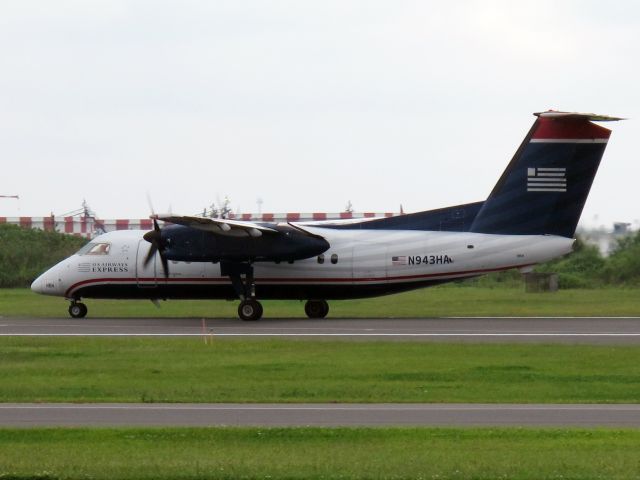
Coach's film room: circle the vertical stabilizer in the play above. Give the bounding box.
[469,111,622,238]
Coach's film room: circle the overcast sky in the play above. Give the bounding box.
[1,1,638,228]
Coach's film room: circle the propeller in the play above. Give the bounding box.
[143,211,169,278]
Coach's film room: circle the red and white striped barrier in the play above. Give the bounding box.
[0,216,95,237]
[0,212,398,238]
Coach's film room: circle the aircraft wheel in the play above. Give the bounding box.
[238,299,263,321]
[68,302,88,318]
[305,300,329,319]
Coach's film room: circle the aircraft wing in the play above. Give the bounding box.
[156,215,278,237]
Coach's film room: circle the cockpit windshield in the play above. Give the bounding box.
[77,242,111,256]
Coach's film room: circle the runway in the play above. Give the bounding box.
[3,318,639,428]
[1,403,638,427]
[2,317,640,343]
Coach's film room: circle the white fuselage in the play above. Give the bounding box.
[31,226,574,301]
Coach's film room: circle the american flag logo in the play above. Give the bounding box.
[392,256,407,266]
[527,167,567,192]
[78,263,91,273]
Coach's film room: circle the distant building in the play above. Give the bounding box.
[577,223,635,256]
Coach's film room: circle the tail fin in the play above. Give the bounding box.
[469,111,622,238]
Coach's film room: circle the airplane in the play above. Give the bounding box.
[31,110,622,320]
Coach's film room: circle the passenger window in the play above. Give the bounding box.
[317,254,325,264]
[330,254,338,264]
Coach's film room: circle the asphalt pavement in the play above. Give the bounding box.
[1,403,639,427]
[2,316,640,343]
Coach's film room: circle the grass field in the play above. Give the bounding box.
[2,337,640,403]
[1,427,639,479]
[2,291,639,479]
[3,286,640,317]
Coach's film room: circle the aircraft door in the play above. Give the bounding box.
[135,239,157,288]
[351,243,388,283]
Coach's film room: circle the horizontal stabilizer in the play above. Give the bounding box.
[534,111,625,122]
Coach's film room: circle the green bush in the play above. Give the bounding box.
[554,272,592,289]
[536,238,605,288]
[464,269,523,288]
[0,224,87,287]
[601,232,640,285]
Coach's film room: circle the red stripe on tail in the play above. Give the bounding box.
[533,117,611,140]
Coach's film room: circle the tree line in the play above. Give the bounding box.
[0,224,87,288]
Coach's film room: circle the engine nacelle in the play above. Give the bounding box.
[160,224,329,263]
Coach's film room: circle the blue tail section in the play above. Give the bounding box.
[322,202,484,232]
[469,111,620,238]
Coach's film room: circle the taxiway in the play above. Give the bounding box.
[1,316,640,343]
[1,403,638,427]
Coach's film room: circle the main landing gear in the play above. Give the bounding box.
[304,300,329,319]
[68,301,88,318]
[221,261,330,321]
[237,298,329,321]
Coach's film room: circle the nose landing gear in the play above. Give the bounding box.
[68,302,88,318]
[223,261,264,321]
[238,299,263,321]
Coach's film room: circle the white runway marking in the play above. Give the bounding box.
[1,333,640,337]
[450,316,640,319]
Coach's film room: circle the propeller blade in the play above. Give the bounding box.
[159,252,169,278]
[143,242,157,268]
[142,217,169,277]
[146,193,156,217]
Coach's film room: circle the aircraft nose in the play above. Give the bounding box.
[31,268,62,296]
[31,273,46,294]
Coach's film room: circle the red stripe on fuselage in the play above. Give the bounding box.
[64,263,536,298]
